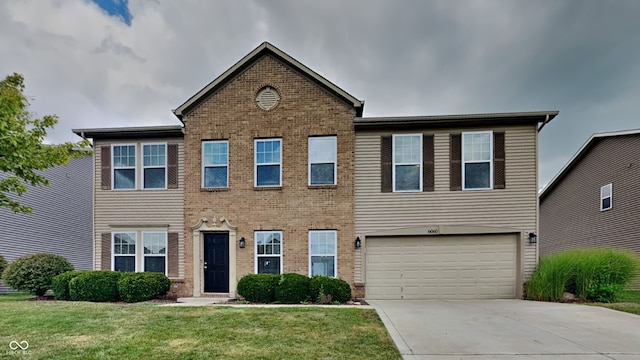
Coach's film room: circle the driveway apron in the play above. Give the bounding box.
[369,299,640,360]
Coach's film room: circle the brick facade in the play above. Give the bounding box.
[180,54,356,297]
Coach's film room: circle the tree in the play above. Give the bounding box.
[0,73,90,213]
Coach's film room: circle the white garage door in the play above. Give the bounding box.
[365,234,517,300]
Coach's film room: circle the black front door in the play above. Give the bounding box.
[204,233,229,293]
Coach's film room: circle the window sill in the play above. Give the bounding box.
[201,188,229,192]
[308,185,337,190]
[254,186,282,191]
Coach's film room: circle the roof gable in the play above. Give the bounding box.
[173,42,364,120]
[540,128,640,199]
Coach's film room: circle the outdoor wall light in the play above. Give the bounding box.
[239,237,246,248]
[355,236,362,249]
[528,232,537,244]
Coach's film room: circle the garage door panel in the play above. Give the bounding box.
[366,234,518,300]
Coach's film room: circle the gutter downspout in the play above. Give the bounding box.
[537,114,551,133]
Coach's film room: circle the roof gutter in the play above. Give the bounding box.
[537,114,551,133]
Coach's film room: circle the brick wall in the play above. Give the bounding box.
[181,54,356,297]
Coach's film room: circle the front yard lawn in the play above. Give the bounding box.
[0,296,400,359]
[593,290,640,315]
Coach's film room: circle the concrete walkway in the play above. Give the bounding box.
[369,299,640,360]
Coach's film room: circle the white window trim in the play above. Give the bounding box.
[112,143,137,190]
[308,136,337,186]
[600,183,613,211]
[112,230,168,275]
[462,131,494,191]
[142,231,168,274]
[142,143,168,190]
[392,134,423,192]
[112,231,137,272]
[254,230,283,274]
[201,140,229,188]
[254,138,282,187]
[308,230,338,278]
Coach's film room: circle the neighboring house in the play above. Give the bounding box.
[75,42,558,300]
[0,155,93,293]
[539,129,640,261]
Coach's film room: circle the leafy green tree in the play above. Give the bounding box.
[0,73,90,213]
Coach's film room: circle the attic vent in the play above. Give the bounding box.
[256,86,280,111]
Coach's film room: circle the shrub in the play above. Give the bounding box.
[237,274,279,303]
[275,273,310,304]
[1,253,74,296]
[69,271,122,302]
[52,270,89,300]
[0,253,7,279]
[527,248,639,302]
[309,276,352,304]
[118,272,171,303]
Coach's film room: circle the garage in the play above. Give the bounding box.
[365,234,518,300]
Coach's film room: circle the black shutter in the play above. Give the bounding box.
[450,134,462,191]
[101,146,111,190]
[167,144,179,189]
[101,233,111,270]
[423,134,434,192]
[167,232,179,277]
[494,132,506,189]
[381,136,392,193]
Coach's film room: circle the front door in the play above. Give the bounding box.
[204,233,229,293]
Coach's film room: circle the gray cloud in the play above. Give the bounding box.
[1,0,639,187]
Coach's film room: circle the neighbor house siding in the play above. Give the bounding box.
[92,139,185,279]
[540,135,640,257]
[354,125,539,282]
[0,155,93,293]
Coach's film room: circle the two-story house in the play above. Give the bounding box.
[539,129,640,260]
[75,42,558,300]
[1,155,93,293]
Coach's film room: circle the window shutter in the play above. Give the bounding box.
[101,233,111,270]
[380,136,392,193]
[167,232,179,277]
[450,134,462,191]
[167,144,179,189]
[423,134,434,192]
[101,146,111,190]
[494,132,506,189]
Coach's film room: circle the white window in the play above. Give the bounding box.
[601,183,612,211]
[202,140,228,188]
[462,131,493,190]
[143,144,166,189]
[309,136,337,185]
[113,231,167,275]
[393,134,422,191]
[113,232,136,272]
[255,139,282,187]
[255,231,282,274]
[142,232,167,273]
[309,230,337,277]
[112,144,136,189]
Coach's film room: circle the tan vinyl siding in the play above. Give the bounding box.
[355,125,539,281]
[540,135,640,289]
[93,139,185,278]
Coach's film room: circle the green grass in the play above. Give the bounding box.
[0,295,400,359]
[593,290,640,315]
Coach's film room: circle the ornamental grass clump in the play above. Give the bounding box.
[527,248,639,302]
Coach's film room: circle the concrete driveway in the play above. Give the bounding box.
[369,299,640,360]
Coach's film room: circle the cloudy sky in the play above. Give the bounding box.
[1,0,639,187]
